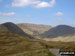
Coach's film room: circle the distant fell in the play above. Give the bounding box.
[17,23,52,36]
[2,22,33,39]
[41,25,75,38]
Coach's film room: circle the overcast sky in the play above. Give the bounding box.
[0,0,75,26]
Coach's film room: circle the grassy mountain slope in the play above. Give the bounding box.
[2,22,33,39]
[0,22,75,56]
[0,31,46,56]
[0,22,54,56]
[17,23,52,36]
[41,25,75,42]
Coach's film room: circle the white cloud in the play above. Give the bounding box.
[0,12,15,16]
[11,0,56,8]
[35,2,50,8]
[12,0,40,7]
[56,12,63,16]
[35,0,56,8]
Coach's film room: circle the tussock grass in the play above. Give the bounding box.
[8,49,55,56]
[0,31,54,56]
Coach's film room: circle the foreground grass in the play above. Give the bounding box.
[0,31,55,56]
[24,49,55,56]
[9,49,55,56]
[36,39,75,51]
[0,31,75,56]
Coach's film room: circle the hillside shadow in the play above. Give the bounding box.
[41,25,75,38]
[2,22,33,39]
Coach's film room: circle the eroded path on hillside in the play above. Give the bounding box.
[49,49,61,56]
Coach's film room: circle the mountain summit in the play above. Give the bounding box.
[2,22,33,39]
[41,25,75,38]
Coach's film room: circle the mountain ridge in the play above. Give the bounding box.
[1,22,34,39]
[41,25,75,42]
[17,23,52,36]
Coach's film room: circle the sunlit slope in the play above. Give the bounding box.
[17,23,52,36]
